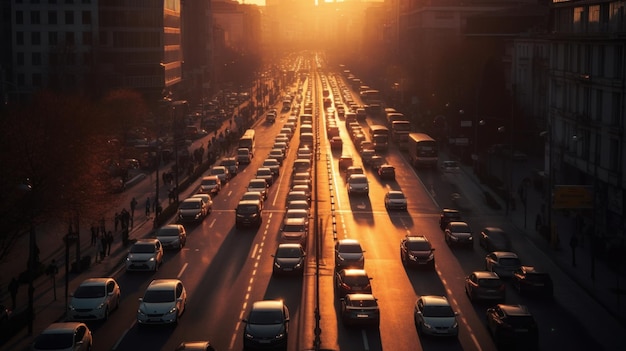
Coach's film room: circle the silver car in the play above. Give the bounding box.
[155,224,187,250]
[137,279,187,325]
[414,295,459,337]
[67,278,120,321]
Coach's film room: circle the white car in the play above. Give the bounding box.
[441,160,460,173]
[285,209,309,225]
[414,295,459,337]
[32,322,92,351]
[209,166,230,183]
[125,239,164,272]
[67,278,120,321]
[137,279,187,325]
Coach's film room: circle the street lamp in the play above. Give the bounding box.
[473,119,486,173]
[18,180,36,335]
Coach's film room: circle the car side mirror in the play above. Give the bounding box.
[138,298,143,302]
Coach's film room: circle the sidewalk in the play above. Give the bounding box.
[444,149,626,325]
[0,96,266,350]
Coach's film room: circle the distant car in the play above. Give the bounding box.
[369,155,384,171]
[479,227,512,252]
[262,158,281,177]
[268,149,285,164]
[291,172,312,189]
[439,209,461,230]
[178,197,208,223]
[335,238,365,270]
[125,239,163,272]
[465,271,506,302]
[360,149,375,166]
[340,293,380,327]
[242,300,290,350]
[377,164,396,180]
[32,322,92,351]
[67,278,121,321]
[293,159,311,173]
[485,251,522,278]
[175,341,216,351]
[237,147,253,164]
[280,217,308,246]
[486,304,538,348]
[155,224,187,250]
[191,194,213,214]
[339,155,354,171]
[384,190,407,210]
[335,269,372,298]
[137,279,187,325]
[297,147,312,160]
[199,176,221,196]
[247,179,268,200]
[272,243,306,275]
[241,191,264,209]
[285,209,309,225]
[219,157,239,176]
[441,160,460,173]
[413,295,459,337]
[347,174,369,196]
[444,221,473,247]
[255,167,275,186]
[210,166,230,183]
[286,191,309,205]
[330,136,343,150]
[512,266,554,297]
[400,235,435,268]
[286,200,310,215]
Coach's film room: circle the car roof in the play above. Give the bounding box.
[483,227,505,234]
[491,251,518,258]
[338,238,361,245]
[249,179,266,185]
[419,295,450,306]
[135,238,159,245]
[78,278,111,286]
[182,197,203,203]
[348,174,367,180]
[283,217,307,225]
[202,175,219,180]
[238,199,261,206]
[277,243,303,250]
[251,300,284,311]
[473,271,501,279]
[496,304,532,316]
[147,279,181,290]
[344,293,376,301]
[442,208,460,214]
[388,190,404,195]
[41,322,87,334]
[339,268,368,276]
[405,235,429,243]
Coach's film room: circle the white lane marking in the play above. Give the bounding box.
[112,320,135,350]
[440,276,483,351]
[227,190,233,197]
[177,263,188,278]
[209,218,216,228]
[251,243,259,258]
[361,329,370,350]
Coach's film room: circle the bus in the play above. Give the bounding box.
[239,129,256,153]
[407,133,438,168]
[368,125,390,152]
[391,120,411,150]
[360,89,382,104]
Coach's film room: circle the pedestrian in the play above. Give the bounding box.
[8,277,19,309]
[156,203,163,218]
[145,197,151,217]
[114,212,120,232]
[100,234,108,259]
[99,216,106,235]
[105,231,113,256]
[130,197,137,219]
[90,222,98,246]
[45,259,59,301]
[95,235,103,263]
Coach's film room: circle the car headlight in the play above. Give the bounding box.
[195,212,202,219]
[451,321,458,329]
[428,252,435,260]
[275,332,286,339]
[137,306,146,316]
[244,332,254,340]
[149,257,155,262]
[274,261,281,268]
[294,261,303,269]
[468,236,473,241]
[337,255,345,262]
[68,305,76,311]
[449,235,459,241]
[423,322,433,329]
[96,302,105,310]
[166,306,177,315]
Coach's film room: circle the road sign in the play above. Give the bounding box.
[552,185,593,209]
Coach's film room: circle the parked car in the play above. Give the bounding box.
[486,304,538,348]
[335,269,372,298]
[485,251,522,278]
[272,243,307,275]
[155,224,187,250]
[125,239,163,272]
[67,278,121,321]
[465,271,506,303]
[512,266,554,298]
[242,300,289,350]
[32,322,92,351]
[340,294,380,327]
[413,295,459,337]
[444,221,473,247]
[384,190,407,210]
[400,235,435,268]
[479,227,512,252]
[137,279,187,326]
[439,208,461,230]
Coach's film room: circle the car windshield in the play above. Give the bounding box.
[347,298,377,308]
[74,285,105,298]
[407,241,431,251]
[33,333,73,349]
[423,305,455,317]
[350,177,367,184]
[202,179,217,185]
[388,193,405,199]
[143,289,175,303]
[157,228,179,237]
[276,247,303,258]
[249,183,265,189]
[180,201,201,209]
[211,168,224,175]
[478,278,503,288]
[499,257,521,266]
[449,223,470,232]
[288,202,309,210]
[238,205,259,214]
[130,244,155,254]
[340,243,362,253]
[248,310,284,324]
[343,274,369,285]
[242,194,260,201]
[283,224,305,232]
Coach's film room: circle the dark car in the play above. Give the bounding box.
[330,136,343,150]
[272,243,306,275]
[486,304,538,349]
[485,251,522,279]
[439,208,461,230]
[255,168,274,187]
[335,269,372,298]
[377,164,395,180]
[219,157,239,176]
[340,293,380,327]
[335,239,365,270]
[465,271,506,303]
[400,235,435,268]
[512,266,554,297]
[242,300,289,350]
[444,221,473,247]
[479,227,512,252]
[235,200,262,229]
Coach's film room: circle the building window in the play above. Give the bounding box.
[65,11,74,25]
[16,11,24,25]
[16,52,24,66]
[612,92,623,127]
[17,74,25,85]
[32,73,42,87]
[48,11,57,25]
[598,45,605,77]
[49,52,57,65]
[595,89,602,122]
[616,46,624,78]
[82,31,92,45]
[609,138,620,171]
[31,32,41,45]
[65,32,74,45]
[16,32,24,46]
[49,31,57,45]
[32,53,41,66]
[31,11,41,25]
[82,11,91,25]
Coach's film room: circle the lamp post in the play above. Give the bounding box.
[18,180,36,335]
[473,119,485,173]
